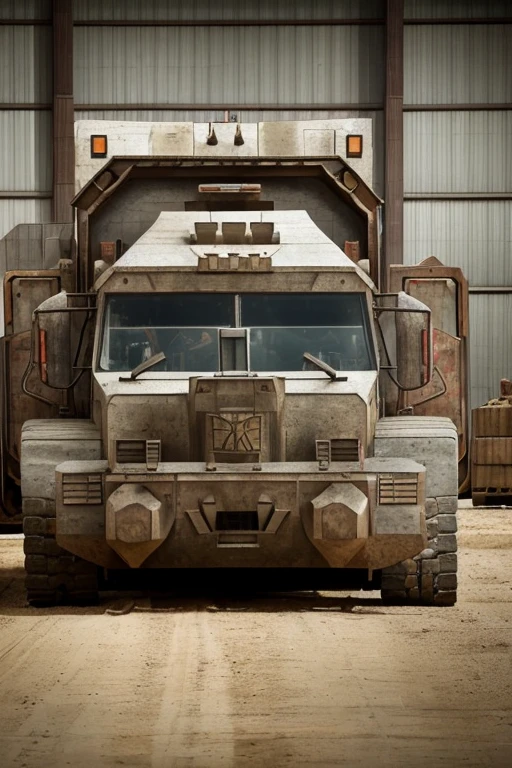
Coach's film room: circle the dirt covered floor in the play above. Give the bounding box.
[0,508,511,768]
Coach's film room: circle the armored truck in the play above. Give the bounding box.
[20,209,459,606]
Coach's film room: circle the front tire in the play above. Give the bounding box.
[381,496,458,606]
[24,515,99,606]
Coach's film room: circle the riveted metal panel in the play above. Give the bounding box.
[0,0,51,19]
[404,25,512,104]
[0,111,52,192]
[72,1,384,22]
[0,26,52,103]
[404,201,512,286]
[404,111,512,193]
[469,293,512,409]
[73,25,384,106]
[0,199,52,241]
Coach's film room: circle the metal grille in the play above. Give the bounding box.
[146,439,161,469]
[378,474,419,505]
[116,440,146,463]
[330,439,360,462]
[62,474,102,505]
[315,440,331,462]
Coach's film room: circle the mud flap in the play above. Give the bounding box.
[388,257,469,492]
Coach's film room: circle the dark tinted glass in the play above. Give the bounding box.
[242,293,375,372]
[105,293,234,328]
[99,294,233,371]
[241,293,366,326]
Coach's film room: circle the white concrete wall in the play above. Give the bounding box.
[74,118,374,193]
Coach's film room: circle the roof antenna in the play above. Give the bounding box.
[206,122,218,146]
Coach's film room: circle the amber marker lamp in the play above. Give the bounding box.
[90,134,108,158]
[346,134,363,158]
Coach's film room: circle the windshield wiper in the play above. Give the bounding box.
[120,351,166,381]
[303,352,347,382]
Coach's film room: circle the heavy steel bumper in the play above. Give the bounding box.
[55,458,427,570]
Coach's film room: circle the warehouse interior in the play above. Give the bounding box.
[0,2,511,767]
[1,0,511,408]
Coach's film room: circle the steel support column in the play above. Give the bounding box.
[52,0,74,223]
[383,0,404,289]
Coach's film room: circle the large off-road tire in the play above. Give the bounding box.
[380,496,458,606]
[21,419,103,607]
[23,515,99,606]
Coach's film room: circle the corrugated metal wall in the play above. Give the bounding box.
[0,2,52,241]
[0,200,52,248]
[0,1,386,238]
[0,0,50,19]
[404,26,512,105]
[405,0,512,19]
[73,25,384,107]
[0,112,52,192]
[0,25,52,102]
[72,1,383,22]
[470,294,512,407]
[404,111,512,194]
[404,201,512,285]
[75,109,382,122]
[404,1,512,408]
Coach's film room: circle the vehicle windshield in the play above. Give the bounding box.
[98,293,375,373]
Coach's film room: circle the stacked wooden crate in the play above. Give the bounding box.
[471,381,512,505]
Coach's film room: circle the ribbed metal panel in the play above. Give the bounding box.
[0,199,52,241]
[378,474,419,504]
[405,25,512,104]
[62,474,103,505]
[75,108,382,121]
[405,0,512,19]
[404,111,512,193]
[0,26,52,103]
[74,25,384,105]
[469,294,512,409]
[0,1,51,19]
[0,112,52,192]
[75,109,228,122]
[404,201,512,287]
[73,1,383,22]
[116,440,146,463]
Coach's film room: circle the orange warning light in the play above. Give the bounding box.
[91,135,108,158]
[346,134,363,158]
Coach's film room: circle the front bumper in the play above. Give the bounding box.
[55,458,427,570]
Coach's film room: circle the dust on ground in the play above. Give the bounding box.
[0,508,511,767]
